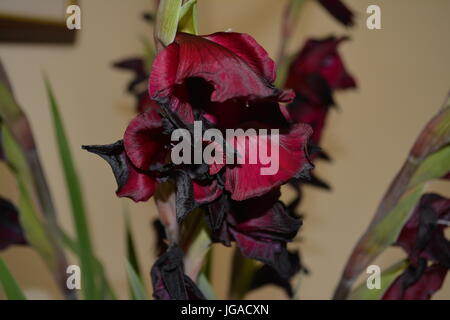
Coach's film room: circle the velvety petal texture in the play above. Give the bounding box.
[151,244,205,300]
[0,197,27,250]
[395,193,450,267]
[213,189,302,278]
[82,140,156,202]
[383,262,448,300]
[149,32,293,125]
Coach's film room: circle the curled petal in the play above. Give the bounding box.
[396,193,450,267]
[123,108,167,171]
[83,141,156,202]
[151,244,205,300]
[383,263,448,300]
[224,123,313,201]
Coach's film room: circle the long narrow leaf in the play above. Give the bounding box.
[349,260,408,300]
[125,212,143,299]
[334,101,450,299]
[125,260,148,300]
[0,258,26,300]
[45,79,97,299]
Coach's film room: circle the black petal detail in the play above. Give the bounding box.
[173,170,197,223]
[205,193,229,232]
[82,140,129,191]
[151,244,205,300]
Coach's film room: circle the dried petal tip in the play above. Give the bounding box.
[151,244,205,300]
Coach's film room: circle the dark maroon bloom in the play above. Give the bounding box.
[151,244,205,300]
[211,189,301,278]
[382,261,448,300]
[395,193,450,267]
[382,193,450,300]
[149,32,294,126]
[0,197,27,250]
[317,0,355,27]
[285,36,356,108]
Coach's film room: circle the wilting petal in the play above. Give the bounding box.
[395,193,450,267]
[0,197,27,250]
[224,123,313,201]
[383,262,448,300]
[123,108,167,171]
[317,0,355,27]
[83,141,156,202]
[151,244,205,300]
[249,251,306,298]
[232,231,299,278]
[213,190,302,278]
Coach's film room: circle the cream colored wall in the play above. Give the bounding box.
[0,0,449,300]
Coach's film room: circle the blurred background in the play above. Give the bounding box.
[0,0,449,299]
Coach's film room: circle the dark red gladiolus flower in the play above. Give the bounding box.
[0,197,27,250]
[382,193,450,300]
[149,32,294,126]
[382,261,448,300]
[285,36,356,107]
[395,193,450,267]
[317,0,355,27]
[151,244,205,300]
[210,189,302,278]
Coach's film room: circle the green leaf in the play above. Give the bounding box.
[178,0,198,35]
[45,79,97,299]
[334,102,450,300]
[60,231,117,300]
[2,127,54,262]
[125,260,148,300]
[0,258,26,300]
[140,36,155,70]
[125,212,143,299]
[349,260,408,300]
[408,145,450,188]
[197,273,216,300]
[154,0,182,47]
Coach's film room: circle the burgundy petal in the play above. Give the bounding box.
[83,141,156,202]
[395,193,450,267]
[123,108,167,171]
[224,123,313,201]
[149,32,291,125]
[285,37,356,106]
[192,179,223,204]
[151,244,205,300]
[0,197,27,250]
[214,189,302,278]
[383,263,448,300]
[317,0,355,27]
